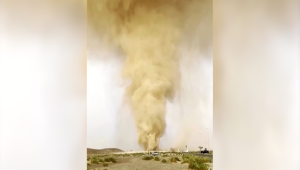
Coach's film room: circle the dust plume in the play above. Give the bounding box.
[88,0,210,151]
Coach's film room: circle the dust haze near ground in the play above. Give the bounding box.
[87,0,212,151]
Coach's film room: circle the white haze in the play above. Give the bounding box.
[0,1,86,170]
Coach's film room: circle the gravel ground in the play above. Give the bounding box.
[88,154,213,170]
[88,156,189,170]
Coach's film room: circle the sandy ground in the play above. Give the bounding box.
[88,155,213,170]
[88,156,188,170]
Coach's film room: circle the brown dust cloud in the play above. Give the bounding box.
[88,0,212,151]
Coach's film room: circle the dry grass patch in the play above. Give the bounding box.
[169,157,180,163]
[182,155,211,170]
[161,159,167,163]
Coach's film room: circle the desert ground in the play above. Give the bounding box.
[87,148,213,170]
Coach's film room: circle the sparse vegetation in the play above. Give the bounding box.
[169,157,180,163]
[154,157,160,161]
[102,162,108,167]
[169,157,176,163]
[181,155,211,170]
[91,155,103,164]
[142,156,153,160]
[189,162,210,170]
[104,157,116,163]
[123,154,130,157]
[87,151,212,170]
[131,153,141,157]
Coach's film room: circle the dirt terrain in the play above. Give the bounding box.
[87,148,124,155]
[87,152,213,170]
[88,156,188,170]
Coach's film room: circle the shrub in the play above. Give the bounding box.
[103,162,108,167]
[154,157,160,161]
[111,158,117,163]
[169,157,180,163]
[169,157,175,163]
[134,153,144,157]
[181,155,211,170]
[142,156,153,160]
[189,162,210,170]
[91,156,103,164]
[110,157,116,163]
[104,157,116,163]
[161,159,167,163]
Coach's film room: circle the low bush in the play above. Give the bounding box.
[111,158,117,163]
[104,157,116,163]
[181,155,211,170]
[103,163,108,167]
[142,156,153,160]
[161,159,167,163]
[188,162,210,170]
[169,157,180,163]
[90,156,103,164]
[134,153,144,157]
[154,157,160,161]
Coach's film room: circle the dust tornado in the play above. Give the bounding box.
[88,0,203,151]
